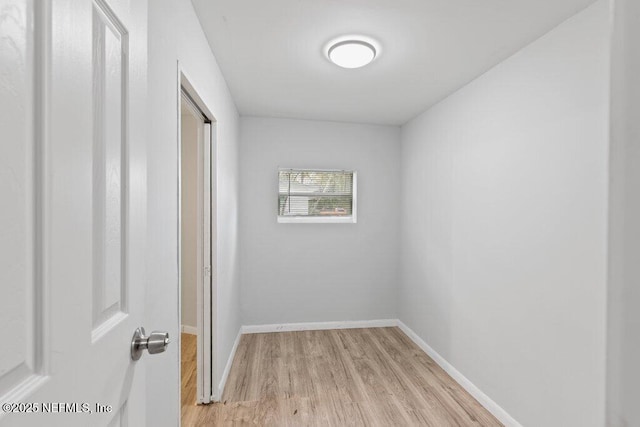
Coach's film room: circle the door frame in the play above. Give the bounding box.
[176,65,218,405]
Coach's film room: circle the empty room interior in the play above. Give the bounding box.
[2,0,640,426]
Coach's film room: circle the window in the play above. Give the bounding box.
[278,169,357,223]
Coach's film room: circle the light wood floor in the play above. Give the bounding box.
[182,333,198,411]
[181,328,502,426]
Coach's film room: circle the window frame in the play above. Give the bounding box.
[277,168,358,224]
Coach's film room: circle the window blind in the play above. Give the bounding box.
[278,169,355,218]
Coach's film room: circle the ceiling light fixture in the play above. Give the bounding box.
[328,40,377,69]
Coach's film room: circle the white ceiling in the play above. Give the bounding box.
[191,0,596,126]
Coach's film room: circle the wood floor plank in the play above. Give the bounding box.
[181,333,198,408]
[181,328,503,426]
[379,328,501,426]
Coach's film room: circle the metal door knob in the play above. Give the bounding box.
[131,327,170,361]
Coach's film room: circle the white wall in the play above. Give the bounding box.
[147,0,241,423]
[180,109,199,330]
[399,2,609,426]
[606,0,640,425]
[239,117,400,325]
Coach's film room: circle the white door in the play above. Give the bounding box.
[180,93,213,405]
[200,121,213,403]
[0,0,155,426]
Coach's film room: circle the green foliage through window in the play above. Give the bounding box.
[278,170,354,217]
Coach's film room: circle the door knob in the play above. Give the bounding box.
[131,327,170,361]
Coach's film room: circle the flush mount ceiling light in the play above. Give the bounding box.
[328,40,377,69]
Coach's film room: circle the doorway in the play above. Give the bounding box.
[179,79,217,423]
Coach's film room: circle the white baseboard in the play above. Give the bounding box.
[216,327,242,401]
[181,325,198,335]
[241,319,398,334]
[396,320,522,427]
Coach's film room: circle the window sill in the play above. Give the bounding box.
[277,216,357,224]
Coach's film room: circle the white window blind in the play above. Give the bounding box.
[278,169,357,223]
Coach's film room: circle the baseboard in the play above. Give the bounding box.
[241,319,398,334]
[396,320,522,427]
[216,327,242,401]
[181,325,198,335]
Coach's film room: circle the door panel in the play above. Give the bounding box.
[202,122,212,403]
[0,0,40,401]
[92,0,127,334]
[0,0,150,426]
[180,95,214,404]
